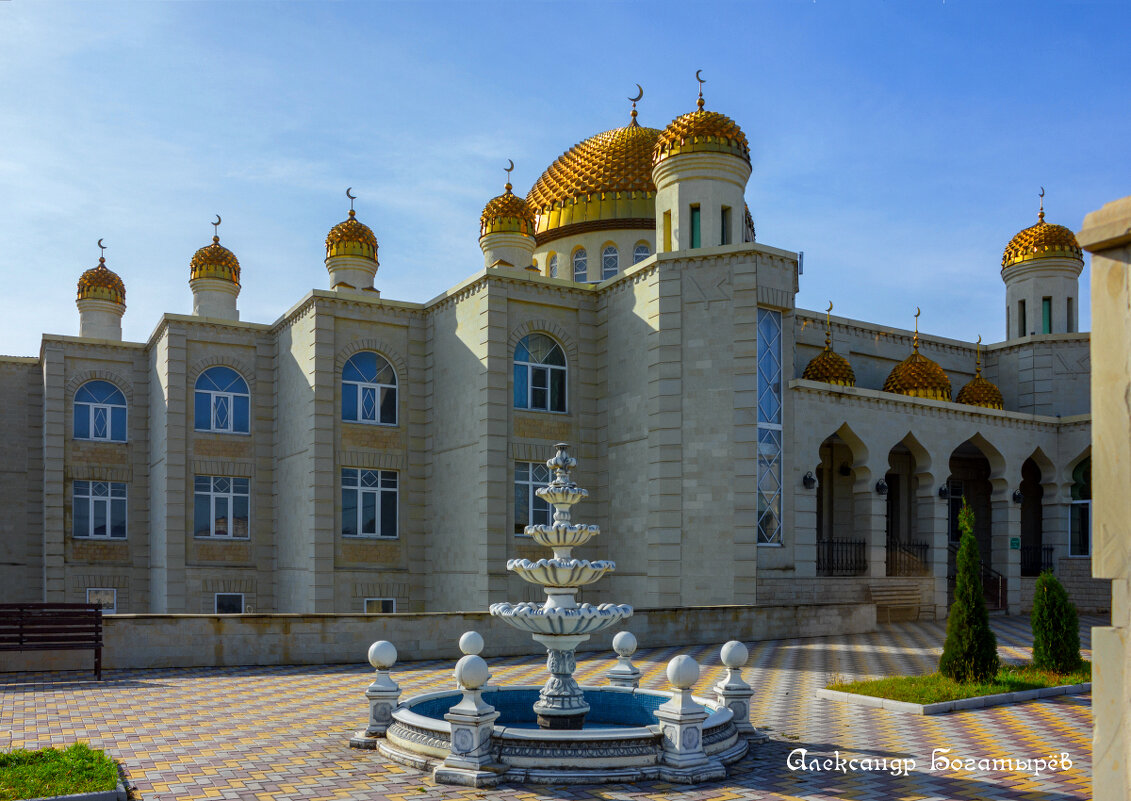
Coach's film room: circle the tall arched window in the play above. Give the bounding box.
[194,367,250,434]
[342,352,397,425]
[572,248,587,282]
[74,380,127,441]
[601,245,619,280]
[548,253,558,278]
[633,243,650,264]
[514,333,566,413]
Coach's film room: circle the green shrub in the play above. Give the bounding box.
[938,499,1000,683]
[1031,570,1082,673]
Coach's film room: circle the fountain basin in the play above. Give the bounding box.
[526,522,600,550]
[488,602,632,636]
[506,557,615,587]
[379,685,748,783]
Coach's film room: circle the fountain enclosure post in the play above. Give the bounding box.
[489,443,633,729]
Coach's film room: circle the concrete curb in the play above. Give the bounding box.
[25,780,128,801]
[815,682,1091,715]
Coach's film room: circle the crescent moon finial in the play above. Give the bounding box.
[346,187,356,212]
[212,214,221,239]
[629,84,643,103]
[97,238,106,262]
[1038,186,1045,221]
[504,159,514,190]
[915,306,921,319]
[826,301,834,313]
[695,70,705,109]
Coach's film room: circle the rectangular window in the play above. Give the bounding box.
[1070,500,1090,556]
[215,593,244,614]
[1042,297,1052,334]
[193,475,250,538]
[756,308,783,545]
[365,598,396,614]
[720,206,731,245]
[73,481,127,539]
[663,211,672,252]
[690,205,701,249]
[86,588,117,614]
[515,461,552,535]
[341,468,398,538]
[1067,297,1075,333]
[1018,299,1027,337]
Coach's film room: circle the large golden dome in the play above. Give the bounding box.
[190,236,241,285]
[481,184,535,238]
[653,102,750,167]
[326,210,379,262]
[526,121,660,243]
[883,343,951,402]
[77,258,125,306]
[1002,210,1082,270]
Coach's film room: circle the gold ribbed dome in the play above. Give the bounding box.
[653,99,750,167]
[526,121,660,242]
[802,307,854,386]
[883,325,951,402]
[481,184,535,238]
[326,210,378,262]
[956,339,1003,410]
[77,258,125,306]
[190,236,240,285]
[1002,210,1082,270]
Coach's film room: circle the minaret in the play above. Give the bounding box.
[326,188,380,293]
[1001,189,1084,338]
[479,160,536,270]
[189,215,241,320]
[76,239,125,340]
[652,71,752,253]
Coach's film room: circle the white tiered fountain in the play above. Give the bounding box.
[489,443,633,729]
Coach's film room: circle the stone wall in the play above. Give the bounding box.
[1,602,874,673]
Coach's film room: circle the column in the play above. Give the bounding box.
[990,496,1021,614]
[917,475,949,618]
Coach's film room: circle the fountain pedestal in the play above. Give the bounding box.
[532,634,590,728]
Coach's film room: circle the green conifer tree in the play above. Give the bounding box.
[1030,570,1082,673]
[938,499,1000,682]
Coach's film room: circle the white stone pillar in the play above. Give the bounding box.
[991,496,1021,614]
[76,298,124,340]
[855,488,888,579]
[435,655,501,788]
[190,278,239,321]
[918,478,950,618]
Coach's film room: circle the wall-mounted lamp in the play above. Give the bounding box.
[875,479,889,496]
[838,463,851,477]
[938,484,950,499]
[1012,489,1024,504]
[802,471,817,490]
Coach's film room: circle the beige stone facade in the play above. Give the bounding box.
[0,103,1100,619]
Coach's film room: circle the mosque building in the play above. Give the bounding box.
[0,84,1103,619]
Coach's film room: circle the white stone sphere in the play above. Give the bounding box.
[667,654,699,690]
[720,640,749,669]
[459,630,484,656]
[612,631,638,657]
[368,640,397,670]
[454,654,490,690]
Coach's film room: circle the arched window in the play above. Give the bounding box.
[572,248,587,282]
[633,243,650,264]
[548,253,558,279]
[195,367,250,433]
[74,380,127,441]
[601,246,619,280]
[514,333,566,413]
[1070,458,1091,557]
[342,352,397,425]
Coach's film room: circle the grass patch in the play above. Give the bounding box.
[828,660,1091,705]
[0,742,119,801]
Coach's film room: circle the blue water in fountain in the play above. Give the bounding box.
[409,688,665,729]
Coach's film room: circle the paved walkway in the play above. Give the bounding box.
[1,615,1101,800]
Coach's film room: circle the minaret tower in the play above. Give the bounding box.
[479,160,536,270]
[652,71,751,253]
[76,239,125,340]
[326,187,380,293]
[189,215,241,320]
[1001,189,1084,338]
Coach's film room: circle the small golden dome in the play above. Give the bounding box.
[883,328,951,402]
[803,348,855,386]
[77,258,125,306]
[1002,211,1082,270]
[326,209,378,262]
[956,375,1004,409]
[480,184,535,238]
[190,236,240,285]
[653,104,750,167]
[527,123,661,241]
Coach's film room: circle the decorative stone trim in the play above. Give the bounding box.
[333,339,408,380]
[815,683,1091,715]
[186,355,257,390]
[339,449,405,471]
[64,369,135,403]
[507,320,579,364]
[66,464,132,482]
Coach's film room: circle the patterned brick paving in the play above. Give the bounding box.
[1,615,1100,800]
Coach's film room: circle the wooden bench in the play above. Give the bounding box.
[867,584,930,624]
[0,603,103,679]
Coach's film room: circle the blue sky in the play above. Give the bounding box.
[1,1,1128,356]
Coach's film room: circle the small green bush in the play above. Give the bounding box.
[938,499,1000,683]
[1031,570,1082,673]
[0,742,118,801]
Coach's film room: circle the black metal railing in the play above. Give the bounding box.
[947,542,1007,610]
[817,538,868,576]
[1020,545,1056,577]
[887,539,930,576]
